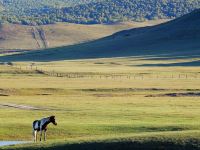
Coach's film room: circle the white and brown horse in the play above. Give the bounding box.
[32,116,57,142]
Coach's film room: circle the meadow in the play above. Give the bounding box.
[0,56,200,149]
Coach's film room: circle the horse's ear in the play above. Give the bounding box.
[50,116,55,119]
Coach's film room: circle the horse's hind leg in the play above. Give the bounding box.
[40,130,42,141]
[44,129,47,141]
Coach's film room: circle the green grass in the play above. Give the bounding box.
[0,58,200,149]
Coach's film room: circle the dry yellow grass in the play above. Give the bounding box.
[0,20,168,50]
[0,57,200,150]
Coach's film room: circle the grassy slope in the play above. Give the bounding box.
[1,58,200,149]
[0,20,165,50]
[2,132,200,150]
[0,10,199,62]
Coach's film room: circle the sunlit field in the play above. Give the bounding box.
[0,57,200,149]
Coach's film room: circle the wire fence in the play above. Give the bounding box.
[8,64,200,80]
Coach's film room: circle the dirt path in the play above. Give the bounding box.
[0,103,44,110]
[31,26,48,49]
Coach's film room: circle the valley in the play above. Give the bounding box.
[0,5,200,150]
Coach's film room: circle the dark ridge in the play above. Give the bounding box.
[146,92,200,97]
[5,138,200,150]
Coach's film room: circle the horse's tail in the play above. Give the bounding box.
[33,120,37,129]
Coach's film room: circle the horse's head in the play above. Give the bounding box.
[50,116,57,125]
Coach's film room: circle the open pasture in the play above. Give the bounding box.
[0,57,200,149]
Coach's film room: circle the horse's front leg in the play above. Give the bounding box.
[34,131,37,142]
[32,130,34,142]
[44,129,47,141]
[40,130,43,142]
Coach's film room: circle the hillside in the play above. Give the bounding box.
[0,20,166,50]
[0,0,200,25]
[0,9,199,62]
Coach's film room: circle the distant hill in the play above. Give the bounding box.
[0,9,199,62]
[0,20,165,50]
[0,0,200,25]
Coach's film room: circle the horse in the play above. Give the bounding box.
[32,116,57,142]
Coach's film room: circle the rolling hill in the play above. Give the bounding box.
[0,9,199,62]
[0,20,165,50]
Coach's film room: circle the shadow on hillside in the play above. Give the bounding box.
[0,33,199,65]
[10,139,200,150]
[1,50,200,67]
[2,49,200,67]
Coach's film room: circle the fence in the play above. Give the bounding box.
[10,64,200,80]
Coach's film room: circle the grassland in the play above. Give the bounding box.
[0,20,167,51]
[0,56,200,149]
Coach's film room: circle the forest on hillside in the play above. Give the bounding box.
[0,0,200,25]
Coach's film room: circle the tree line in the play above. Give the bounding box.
[0,0,200,25]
